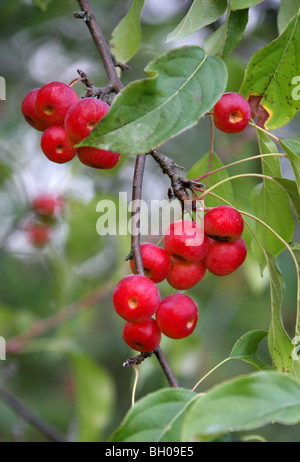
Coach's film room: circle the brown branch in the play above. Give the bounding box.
[150,149,204,206]
[76,0,123,93]
[0,384,67,442]
[76,0,179,388]
[6,282,113,355]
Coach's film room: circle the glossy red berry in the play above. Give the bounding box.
[203,238,247,276]
[213,92,251,134]
[64,97,110,143]
[204,206,244,242]
[77,146,120,170]
[32,194,65,219]
[41,125,77,164]
[122,318,161,353]
[21,89,49,131]
[164,220,209,263]
[129,243,172,283]
[167,256,206,290]
[156,294,198,339]
[35,81,79,126]
[113,274,160,322]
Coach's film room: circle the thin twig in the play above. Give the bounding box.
[76,0,179,388]
[0,384,67,442]
[6,282,113,354]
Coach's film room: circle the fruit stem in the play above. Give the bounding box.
[249,121,280,143]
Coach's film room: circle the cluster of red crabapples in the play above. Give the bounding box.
[24,193,65,248]
[21,81,251,351]
[113,91,251,354]
[21,81,120,169]
[113,205,247,353]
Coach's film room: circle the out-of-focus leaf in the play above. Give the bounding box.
[66,197,106,264]
[166,0,227,43]
[110,0,145,64]
[230,0,264,10]
[78,46,227,156]
[70,352,115,442]
[278,0,300,35]
[32,0,54,11]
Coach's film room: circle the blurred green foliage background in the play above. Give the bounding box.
[0,0,299,442]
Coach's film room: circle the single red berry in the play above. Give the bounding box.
[64,97,110,142]
[213,92,251,133]
[21,89,49,131]
[204,206,244,242]
[35,81,79,126]
[167,256,206,290]
[32,194,65,219]
[41,125,77,164]
[129,242,172,283]
[25,222,51,247]
[203,238,247,276]
[164,220,209,263]
[77,146,120,170]
[113,274,161,323]
[156,294,198,339]
[122,318,161,353]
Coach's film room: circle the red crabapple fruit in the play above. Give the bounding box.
[41,125,77,164]
[164,220,209,263]
[64,97,110,143]
[113,274,160,322]
[35,81,79,127]
[32,194,65,219]
[122,318,161,353]
[203,238,247,276]
[129,242,172,283]
[21,89,49,131]
[167,256,206,290]
[213,92,251,134]
[204,206,244,242]
[77,146,120,170]
[156,293,198,339]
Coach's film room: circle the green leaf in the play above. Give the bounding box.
[278,0,300,35]
[187,152,234,207]
[273,178,300,223]
[78,46,227,156]
[204,9,249,57]
[230,0,264,10]
[110,388,196,442]
[181,371,300,442]
[266,252,294,374]
[251,131,294,259]
[70,353,115,442]
[280,139,300,195]
[32,0,53,11]
[240,14,300,129]
[109,0,145,64]
[229,329,269,370]
[166,0,228,43]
